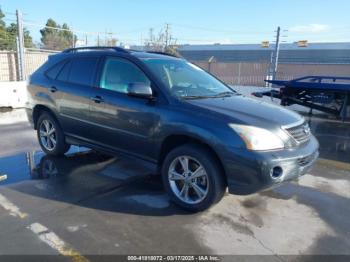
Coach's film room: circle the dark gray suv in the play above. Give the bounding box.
[26,47,319,211]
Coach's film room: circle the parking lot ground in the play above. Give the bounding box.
[0,109,350,261]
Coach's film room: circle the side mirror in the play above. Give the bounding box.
[127,83,154,99]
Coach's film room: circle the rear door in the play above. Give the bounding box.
[54,55,100,140]
[88,56,161,161]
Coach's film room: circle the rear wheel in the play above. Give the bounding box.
[161,144,226,212]
[37,113,70,156]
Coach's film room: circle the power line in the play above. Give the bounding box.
[116,25,163,35]
[23,21,104,36]
[3,18,17,23]
[3,11,16,16]
[172,23,272,34]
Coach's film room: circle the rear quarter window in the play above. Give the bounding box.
[57,61,71,82]
[45,60,67,80]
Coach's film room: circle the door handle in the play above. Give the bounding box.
[49,86,58,93]
[90,96,104,103]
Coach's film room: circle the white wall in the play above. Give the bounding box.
[0,81,27,108]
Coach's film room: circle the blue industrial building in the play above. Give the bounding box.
[177,42,350,64]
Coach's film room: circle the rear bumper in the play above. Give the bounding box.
[223,136,319,195]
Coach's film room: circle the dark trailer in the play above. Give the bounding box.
[253,76,350,120]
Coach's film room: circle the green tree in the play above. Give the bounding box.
[0,8,8,50]
[0,8,5,28]
[40,19,76,50]
[60,23,74,45]
[6,23,34,50]
[40,18,59,49]
[0,8,34,50]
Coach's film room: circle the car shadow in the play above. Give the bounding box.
[1,149,189,216]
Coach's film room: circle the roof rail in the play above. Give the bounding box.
[62,46,129,53]
[146,51,181,58]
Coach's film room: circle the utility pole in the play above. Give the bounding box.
[164,23,170,48]
[16,9,25,81]
[148,28,154,50]
[272,26,281,81]
[149,28,154,43]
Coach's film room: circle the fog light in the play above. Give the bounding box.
[271,166,283,179]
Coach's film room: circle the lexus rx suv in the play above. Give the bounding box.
[26,47,319,211]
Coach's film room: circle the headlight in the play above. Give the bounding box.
[229,124,284,151]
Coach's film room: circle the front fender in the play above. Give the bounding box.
[156,121,241,163]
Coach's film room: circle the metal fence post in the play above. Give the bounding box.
[16,9,26,81]
[238,62,241,85]
[15,36,21,81]
[208,56,215,73]
[272,26,281,81]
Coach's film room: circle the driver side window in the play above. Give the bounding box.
[100,57,150,94]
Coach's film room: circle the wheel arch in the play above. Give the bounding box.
[33,105,59,130]
[158,134,227,182]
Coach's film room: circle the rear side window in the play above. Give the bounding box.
[45,60,66,79]
[68,57,99,86]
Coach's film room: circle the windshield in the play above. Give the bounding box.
[142,58,237,99]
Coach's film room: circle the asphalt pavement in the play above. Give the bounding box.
[0,108,349,262]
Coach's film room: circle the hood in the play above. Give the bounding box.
[186,95,302,128]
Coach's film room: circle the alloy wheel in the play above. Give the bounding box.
[168,156,209,204]
[39,119,57,151]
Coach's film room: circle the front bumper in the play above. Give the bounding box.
[222,135,319,195]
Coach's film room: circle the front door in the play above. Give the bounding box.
[89,56,160,161]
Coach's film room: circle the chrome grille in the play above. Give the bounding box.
[285,122,311,144]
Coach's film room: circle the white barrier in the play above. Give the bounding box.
[0,81,27,108]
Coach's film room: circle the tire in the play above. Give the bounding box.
[161,144,226,212]
[36,112,70,156]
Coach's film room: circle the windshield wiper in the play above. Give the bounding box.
[182,91,239,100]
[183,95,211,100]
[211,91,238,98]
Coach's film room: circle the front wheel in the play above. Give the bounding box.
[37,113,70,156]
[161,144,226,212]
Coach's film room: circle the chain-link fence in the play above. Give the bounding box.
[0,51,17,81]
[194,61,270,86]
[0,49,59,81]
[190,60,350,87]
[276,63,350,80]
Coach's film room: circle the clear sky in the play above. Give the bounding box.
[1,0,349,45]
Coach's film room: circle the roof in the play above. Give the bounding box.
[60,46,180,60]
[131,51,181,60]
